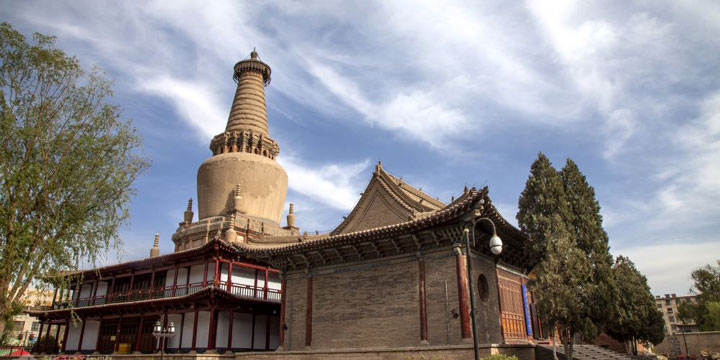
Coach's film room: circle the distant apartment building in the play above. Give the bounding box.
[655,293,699,334]
[6,289,53,346]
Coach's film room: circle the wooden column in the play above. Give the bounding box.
[108,277,116,303]
[455,247,471,340]
[227,310,234,351]
[305,274,313,349]
[190,310,199,351]
[61,321,70,353]
[128,274,135,299]
[77,320,87,353]
[134,316,144,352]
[177,313,185,351]
[148,271,156,298]
[253,269,259,298]
[36,322,44,353]
[279,275,287,349]
[43,323,52,352]
[171,265,179,296]
[51,288,58,308]
[208,307,216,350]
[162,312,168,352]
[214,258,220,286]
[114,317,123,352]
[95,319,104,352]
[54,323,62,353]
[250,314,256,349]
[203,261,209,286]
[91,279,99,305]
[263,269,269,300]
[418,257,428,344]
[265,313,271,350]
[227,262,233,293]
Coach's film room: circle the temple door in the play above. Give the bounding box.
[497,269,527,342]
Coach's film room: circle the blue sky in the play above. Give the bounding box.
[2,0,719,295]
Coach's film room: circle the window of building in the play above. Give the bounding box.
[31,321,40,332]
[669,315,676,322]
[13,321,24,331]
[477,274,489,302]
[657,304,662,308]
[667,308,673,313]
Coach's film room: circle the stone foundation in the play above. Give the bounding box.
[26,344,536,360]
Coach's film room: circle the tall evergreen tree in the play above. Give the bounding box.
[560,159,617,339]
[517,153,572,265]
[606,256,665,354]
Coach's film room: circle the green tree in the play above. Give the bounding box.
[559,159,617,340]
[531,220,591,360]
[0,23,148,335]
[678,260,720,331]
[518,153,592,360]
[517,152,572,265]
[606,256,664,354]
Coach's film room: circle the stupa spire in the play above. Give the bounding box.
[226,49,272,136]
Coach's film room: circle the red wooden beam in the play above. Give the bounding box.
[279,276,287,349]
[207,307,216,350]
[191,309,198,351]
[227,309,234,351]
[114,317,123,352]
[61,321,70,353]
[455,250,471,340]
[418,258,428,344]
[228,262,233,293]
[305,275,313,349]
[134,315,144,352]
[77,320,87,353]
[171,266,179,297]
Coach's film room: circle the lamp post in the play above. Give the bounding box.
[152,319,175,360]
[464,216,503,360]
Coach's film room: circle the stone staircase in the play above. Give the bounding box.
[537,344,634,360]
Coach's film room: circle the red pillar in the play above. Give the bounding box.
[148,271,156,298]
[128,274,135,300]
[108,277,116,303]
[61,322,70,353]
[91,279,99,305]
[54,323,62,353]
[418,257,428,344]
[305,275,313,349]
[265,314,271,350]
[190,310,199,351]
[227,310,234,351]
[214,258,220,286]
[114,317,123,352]
[208,307,216,350]
[263,269,269,300]
[43,323,52,352]
[203,261,209,286]
[227,262,233,293]
[134,316,144,353]
[162,312,168,352]
[177,313,185,351]
[250,314,256,349]
[279,275,287,349]
[51,288,58,308]
[455,248,471,340]
[171,265,179,296]
[77,320,87,353]
[253,269,259,298]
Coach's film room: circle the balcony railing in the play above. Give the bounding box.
[55,280,281,309]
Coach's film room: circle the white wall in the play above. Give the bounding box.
[79,284,93,299]
[65,321,82,351]
[189,264,205,284]
[95,282,108,297]
[220,263,229,282]
[268,316,279,349]
[166,314,183,349]
[268,272,281,291]
[180,312,194,348]
[196,311,210,348]
[165,270,176,288]
[252,315,267,350]
[215,311,230,348]
[232,267,255,287]
[80,320,100,351]
[233,313,253,349]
